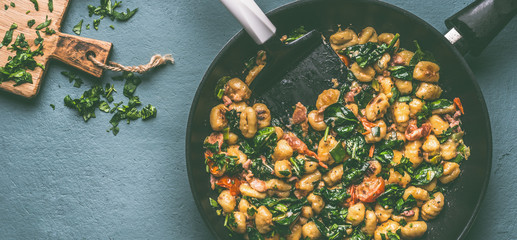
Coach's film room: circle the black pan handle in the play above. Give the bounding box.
[445,0,517,56]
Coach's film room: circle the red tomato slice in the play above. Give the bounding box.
[338,54,351,67]
[355,177,385,203]
[216,176,241,196]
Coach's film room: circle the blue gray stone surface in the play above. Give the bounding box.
[0,0,515,239]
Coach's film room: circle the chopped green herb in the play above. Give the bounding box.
[140,104,157,120]
[283,26,308,43]
[48,0,53,12]
[43,27,56,35]
[409,40,437,66]
[0,33,44,85]
[209,197,219,208]
[35,16,51,30]
[109,25,114,30]
[50,104,55,110]
[93,19,100,30]
[73,19,83,35]
[388,66,413,81]
[85,24,90,30]
[61,71,84,88]
[10,2,15,7]
[30,0,39,11]
[26,10,31,14]
[4,4,8,10]
[1,23,17,48]
[87,0,138,24]
[214,76,231,99]
[28,19,36,28]
[34,31,43,45]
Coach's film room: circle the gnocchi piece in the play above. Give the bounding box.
[395,79,413,95]
[422,178,438,192]
[308,110,327,131]
[238,198,256,219]
[253,103,271,129]
[227,132,239,145]
[302,221,322,239]
[318,135,339,162]
[365,120,387,143]
[392,102,410,132]
[375,204,393,223]
[245,64,265,85]
[404,140,423,168]
[304,158,319,174]
[274,160,293,178]
[227,145,247,165]
[255,206,273,234]
[392,50,415,66]
[231,211,247,234]
[366,93,390,121]
[439,161,460,184]
[225,78,251,102]
[274,126,284,140]
[415,82,443,100]
[358,26,378,44]
[401,221,428,239]
[351,62,376,82]
[301,206,314,219]
[391,207,420,223]
[229,102,248,112]
[422,134,440,156]
[431,104,456,115]
[346,202,366,226]
[428,115,449,135]
[346,103,359,117]
[296,171,322,192]
[440,139,459,160]
[330,28,358,51]
[273,139,294,161]
[409,98,424,118]
[307,193,325,214]
[374,220,401,240]
[377,76,394,98]
[421,192,445,220]
[362,210,378,236]
[413,61,440,82]
[322,164,344,186]
[210,104,228,131]
[387,168,411,188]
[316,89,341,110]
[374,53,391,73]
[240,183,267,199]
[239,107,258,138]
[286,224,303,240]
[266,179,292,192]
[217,190,236,213]
[403,186,430,202]
[378,33,400,49]
[368,160,382,177]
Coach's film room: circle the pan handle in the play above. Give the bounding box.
[220,0,276,45]
[445,0,517,56]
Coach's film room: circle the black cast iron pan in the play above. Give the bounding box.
[186,0,516,239]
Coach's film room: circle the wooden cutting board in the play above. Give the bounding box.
[0,0,112,98]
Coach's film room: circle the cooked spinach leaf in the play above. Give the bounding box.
[409,40,437,66]
[411,163,443,186]
[388,66,413,81]
[283,26,308,43]
[342,33,399,68]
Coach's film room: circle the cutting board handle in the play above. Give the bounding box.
[51,33,113,78]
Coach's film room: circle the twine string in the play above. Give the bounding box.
[87,54,174,74]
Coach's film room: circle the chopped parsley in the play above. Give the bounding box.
[30,0,39,11]
[48,0,53,12]
[28,19,36,28]
[73,20,83,35]
[0,33,45,85]
[35,16,51,30]
[50,104,55,110]
[61,71,84,88]
[1,23,17,48]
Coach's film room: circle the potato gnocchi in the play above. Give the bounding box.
[203,26,470,240]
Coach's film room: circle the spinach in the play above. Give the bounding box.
[50,104,56,110]
[283,26,308,43]
[376,184,404,209]
[319,204,349,224]
[452,143,470,163]
[393,157,414,175]
[416,103,431,126]
[35,16,51,30]
[348,228,369,240]
[398,96,412,102]
[209,153,240,175]
[239,140,256,158]
[214,76,231,99]
[330,141,348,163]
[30,0,39,11]
[48,0,53,12]
[373,149,394,165]
[409,40,437,66]
[225,109,239,131]
[389,86,400,104]
[314,187,350,205]
[342,158,370,187]
[140,104,157,120]
[376,139,405,152]
[272,198,308,226]
[43,27,56,35]
[345,134,368,159]
[250,158,274,180]
[0,33,44,86]
[64,86,104,122]
[61,71,84,88]
[87,0,138,22]
[289,157,305,177]
[324,103,358,139]
[120,72,142,97]
[428,99,453,110]
[380,230,402,240]
[354,85,375,109]
[411,163,443,186]
[224,212,237,232]
[93,19,101,30]
[437,127,455,143]
[1,23,17,48]
[28,20,36,28]
[247,227,264,240]
[314,218,351,240]
[394,195,417,215]
[389,66,413,81]
[73,19,83,35]
[292,124,321,152]
[342,34,399,68]
[252,127,277,152]
[203,140,220,153]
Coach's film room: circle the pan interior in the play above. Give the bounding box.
[186,0,491,239]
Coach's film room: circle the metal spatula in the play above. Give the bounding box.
[220,0,345,118]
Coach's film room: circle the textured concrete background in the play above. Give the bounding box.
[0,0,515,239]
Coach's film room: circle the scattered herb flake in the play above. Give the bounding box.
[85,24,90,30]
[109,25,114,30]
[50,104,55,110]
[73,20,83,35]
[26,10,31,14]
[43,27,56,35]
[28,19,36,28]
[34,31,43,45]
[93,19,100,30]
[30,0,39,11]
[61,71,83,88]
[48,0,53,12]
[1,23,17,48]
[10,2,15,7]
[35,16,51,30]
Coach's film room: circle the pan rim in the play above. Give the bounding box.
[185,0,493,239]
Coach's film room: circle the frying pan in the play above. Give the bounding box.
[186,0,516,239]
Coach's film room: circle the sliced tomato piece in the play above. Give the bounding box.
[216,176,241,196]
[338,54,351,67]
[346,185,357,206]
[454,97,464,115]
[355,177,385,203]
[369,145,375,158]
